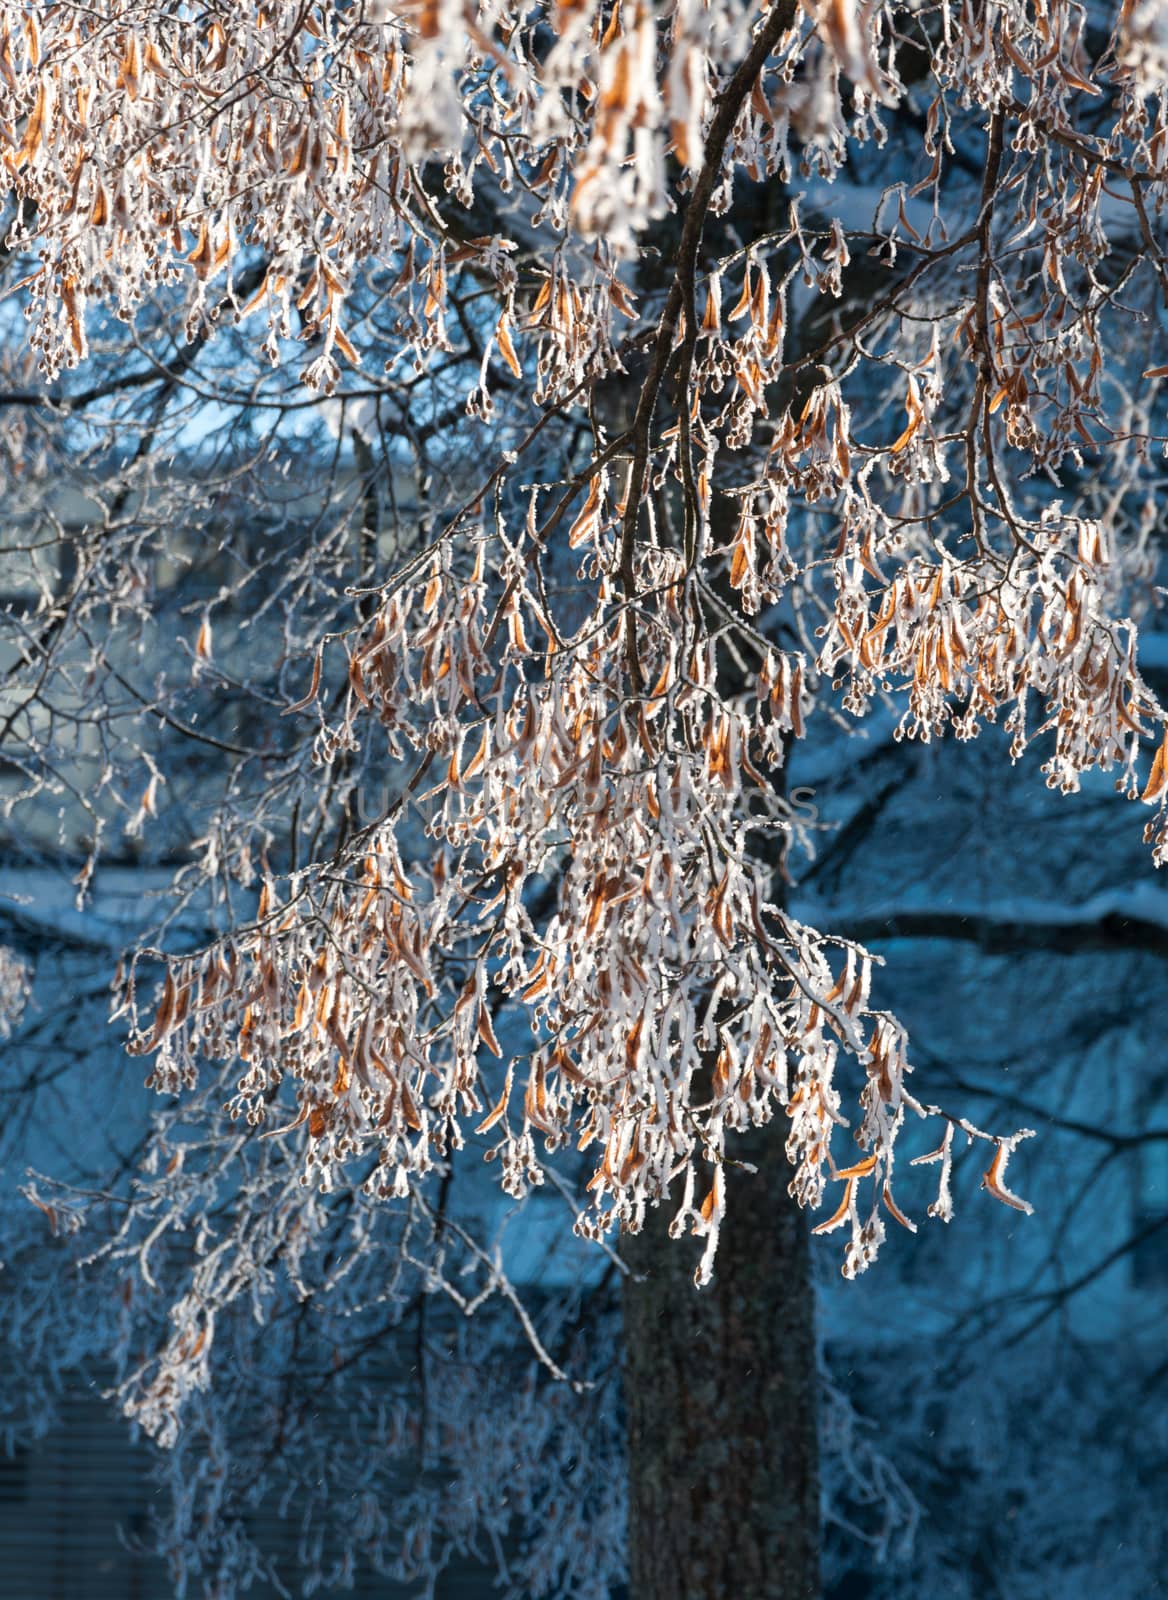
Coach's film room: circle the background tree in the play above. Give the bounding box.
[0,2,1167,1598]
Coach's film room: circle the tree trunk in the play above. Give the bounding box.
[622,1121,819,1600]
[617,145,827,1600]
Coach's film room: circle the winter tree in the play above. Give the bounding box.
[0,0,1166,1596]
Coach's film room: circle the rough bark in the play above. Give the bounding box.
[622,1121,819,1600]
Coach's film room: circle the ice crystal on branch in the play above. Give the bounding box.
[0,945,30,1038]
